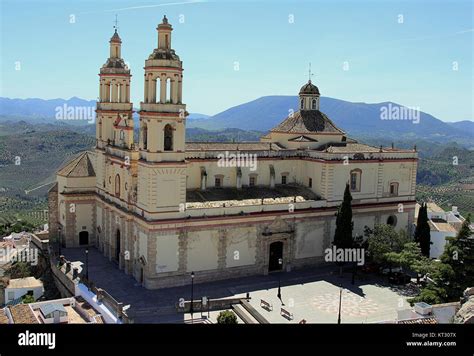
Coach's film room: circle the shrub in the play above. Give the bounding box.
[216,310,238,324]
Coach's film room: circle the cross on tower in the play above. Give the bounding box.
[113,14,119,32]
[308,62,314,83]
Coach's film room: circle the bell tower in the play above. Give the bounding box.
[96,29,134,149]
[137,16,187,217]
[95,26,138,218]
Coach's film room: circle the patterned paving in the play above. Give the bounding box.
[312,291,379,317]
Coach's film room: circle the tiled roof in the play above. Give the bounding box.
[57,151,96,178]
[324,143,381,153]
[7,277,43,289]
[271,110,344,134]
[8,304,39,324]
[185,142,284,151]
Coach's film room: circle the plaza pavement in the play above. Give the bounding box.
[61,247,418,324]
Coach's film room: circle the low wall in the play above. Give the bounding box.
[176,296,248,313]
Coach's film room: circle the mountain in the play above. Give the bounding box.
[0,97,208,125]
[448,120,474,136]
[1,96,472,146]
[187,113,211,120]
[0,97,95,118]
[188,96,473,145]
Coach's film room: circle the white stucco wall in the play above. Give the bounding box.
[225,226,257,268]
[155,233,179,272]
[187,230,219,272]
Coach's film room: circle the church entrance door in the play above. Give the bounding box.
[268,241,283,272]
[79,231,89,245]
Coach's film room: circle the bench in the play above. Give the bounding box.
[280,307,293,320]
[260,299,273,311]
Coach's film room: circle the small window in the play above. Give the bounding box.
[281,175,287,185]
[300,98,304,110]
[312,99,317,110]
[215,177,222,188]
[309,178,312,188]
[249,176,256,187]
[390,182,399,196]
[119,130,125,140]
[115,174,121,197]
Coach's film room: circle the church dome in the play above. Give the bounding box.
[299,80,320,95]
[110,30,122,43]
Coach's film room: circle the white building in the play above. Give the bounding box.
[4,277,44,305]
[415,203,470,259]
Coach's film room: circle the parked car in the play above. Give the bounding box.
[380,266,403,275]
[389,272,412,285]
[361,263,378,274]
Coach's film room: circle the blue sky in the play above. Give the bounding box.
[0,0,472,121]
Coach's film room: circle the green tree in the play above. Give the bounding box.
[22,294,35,304]
[439,216,474,299]
[366,224,409,268]
[9,262,31,279]
[333,184,354,276]
[414,203,431,257]
[385,242,433,283]
[333,183,354,249]
[216,310,238,324]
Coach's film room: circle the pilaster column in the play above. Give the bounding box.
[148,75,155,103]
[144,74,148,103]
[112,83,118,103]
[172,76,179,104]
[170,79,176,104]
[160,76,166,103]
[178,77,183,103]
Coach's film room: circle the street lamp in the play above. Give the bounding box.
[190,271,195,324]
[277,258,283,303]
[57,226,62,256]
[337,285,342,324]
[85,249,89,281]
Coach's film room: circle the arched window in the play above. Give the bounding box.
[115,174,121,197]
[312,99,317,110]
[119,130,125,140]
[350,169,362,192]
[300,98,304,110]
[142,123,148,150]
[98,119,102,139]
[164,124,173,151]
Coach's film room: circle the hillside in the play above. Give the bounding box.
[188,96,473,147]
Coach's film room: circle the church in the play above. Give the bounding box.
[48,16,418,289]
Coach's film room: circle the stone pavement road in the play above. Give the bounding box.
[62,247,416,323]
